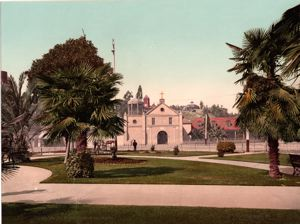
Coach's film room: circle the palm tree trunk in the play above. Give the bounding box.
[64,137,70,164]
[76,131,87,152]
[267,136,282,178]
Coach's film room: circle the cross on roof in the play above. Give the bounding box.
[160,91,164,99]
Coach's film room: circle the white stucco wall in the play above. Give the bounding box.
[121,103,184,146]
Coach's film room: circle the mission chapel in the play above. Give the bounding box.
[117,93,191,146]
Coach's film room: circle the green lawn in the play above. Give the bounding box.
[213,153,291,166]
[117,150,216,157]
[3,203,300,224]
[22,157,300,186]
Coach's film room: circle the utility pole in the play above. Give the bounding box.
[204,114,208,145]
[112,39,118,150]
[246,129,250,152]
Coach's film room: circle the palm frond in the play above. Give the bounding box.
[2,166,19,182]
[282,43,300,76]
[235,88,257,109]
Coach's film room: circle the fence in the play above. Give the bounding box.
[29,140,300,154]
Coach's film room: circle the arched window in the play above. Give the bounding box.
[133,119,137,124]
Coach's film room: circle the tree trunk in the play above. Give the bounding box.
[267,136,282,178]
[76,131,87,152]
[64,137,70,164]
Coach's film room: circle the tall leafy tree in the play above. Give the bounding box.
[36,64,125,162]
[28,36,104,80]
[199,101,204,110]
[119,90,133,116]
[27,36,105,99]
[136,85,143,99]
[124,90,133,101]
[227,22,300,178]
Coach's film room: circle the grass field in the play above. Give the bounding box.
[22,157,300,186]
[214,153,291,166]
[3,203,300,224]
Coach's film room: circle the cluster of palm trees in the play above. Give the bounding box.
[227,4,300,178]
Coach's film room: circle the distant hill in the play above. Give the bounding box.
[171,103,237,119]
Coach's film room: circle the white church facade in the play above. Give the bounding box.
[117,94,191,146]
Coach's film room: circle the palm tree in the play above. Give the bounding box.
[1,73,39,160]
[209,124,226,142]
[36,64,125,162]
[273,4,300,78]
[227,27,300,178]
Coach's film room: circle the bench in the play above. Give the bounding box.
[289,154,300,176]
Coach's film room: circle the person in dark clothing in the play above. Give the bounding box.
[133,140,137,151]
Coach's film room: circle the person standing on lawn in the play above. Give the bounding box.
[133,140,137,151]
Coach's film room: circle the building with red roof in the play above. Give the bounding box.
[192,117,241,139]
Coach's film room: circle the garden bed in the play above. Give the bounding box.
[93,157,146,164]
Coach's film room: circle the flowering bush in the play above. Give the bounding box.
[217,141,236,153]
[66,151,94,178]
[150,145,155,151]
[173,145,180,155]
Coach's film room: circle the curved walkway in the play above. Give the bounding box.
[2,155,300,209]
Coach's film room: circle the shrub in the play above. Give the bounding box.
[173,145,180,155]
[110,146,117,159]
[66,152,94,178]
[150,145,155,151]
[217,141,236,153]
[13,151,31,162]
[217,150,224,157]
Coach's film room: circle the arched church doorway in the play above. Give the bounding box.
[157,131,168,144]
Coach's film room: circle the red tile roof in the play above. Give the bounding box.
[192,117,240,131]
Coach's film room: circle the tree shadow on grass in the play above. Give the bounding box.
[2,203,74,221]
[2,189,46,196]
[94,166,182,178]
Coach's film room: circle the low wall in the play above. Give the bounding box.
[30,141,300,154]
[30,147,65,153]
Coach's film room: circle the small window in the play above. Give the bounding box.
[133,119,137,124]
[152,118,155,125]
[169,117,172,125]
[160,108,165,112]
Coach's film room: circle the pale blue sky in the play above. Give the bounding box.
[1,0,299,112]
